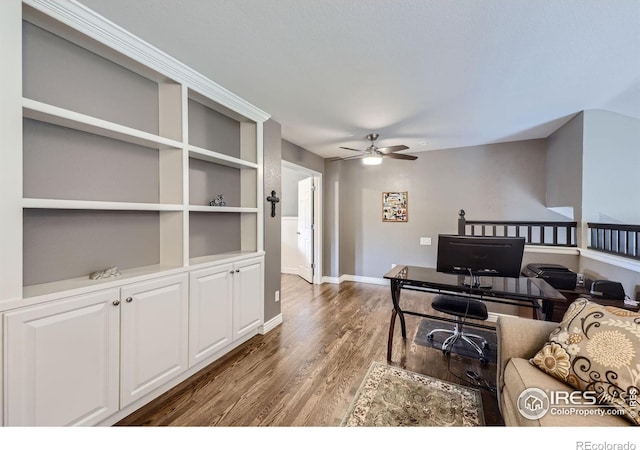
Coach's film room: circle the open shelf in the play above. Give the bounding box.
[23,19,158,132]
[22,263,185,300]
[188,145,258,169]
[188,211,257,260]
[23,209,183,290]
[4,3,265,307]
[23,199,184,211]
[189,251,265,269]
[1,0,269,428]
[188,206,258,213]
[23,98,182,150]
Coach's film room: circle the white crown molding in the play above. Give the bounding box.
[25,0,270,123]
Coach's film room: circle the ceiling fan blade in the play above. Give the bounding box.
[382,153,417,160]
[339,146,366,152]
[377,145,409,154]
[340,154,366,161]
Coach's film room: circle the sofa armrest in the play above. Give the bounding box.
[496,315,559,397]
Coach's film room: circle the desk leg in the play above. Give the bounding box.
[541,299,554,321]
[387,309,397,361]
[391,279,406,337]
[533,299,546,321]
[387,279,407,361]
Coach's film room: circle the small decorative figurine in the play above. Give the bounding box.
[209,194,226,207]
[89,266,121,280]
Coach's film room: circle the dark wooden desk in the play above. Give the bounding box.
[382,265,567,361]
[549,285,640,322]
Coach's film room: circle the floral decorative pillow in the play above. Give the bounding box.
[530,298,640,425]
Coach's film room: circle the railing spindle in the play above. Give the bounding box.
[587,223,640,261]
[455,212,577,247]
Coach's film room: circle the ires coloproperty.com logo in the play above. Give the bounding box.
[516,387,633,420]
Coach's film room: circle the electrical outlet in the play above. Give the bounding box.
[420,237,432,246]
[275,290,280,302]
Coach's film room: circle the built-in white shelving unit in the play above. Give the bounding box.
[0,0,269,426]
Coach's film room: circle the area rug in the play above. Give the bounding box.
[413,318,497,363]
[341,362,484,426]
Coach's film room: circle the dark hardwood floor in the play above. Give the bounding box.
[116,274,504,426]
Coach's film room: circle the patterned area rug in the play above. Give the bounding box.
[341,362,485,426]
[413,318,497,363]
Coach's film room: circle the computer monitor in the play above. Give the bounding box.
[436,234,525,288]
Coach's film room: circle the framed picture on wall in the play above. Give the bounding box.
[382,192,408,222]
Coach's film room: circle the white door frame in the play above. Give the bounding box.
[281,160,323,285]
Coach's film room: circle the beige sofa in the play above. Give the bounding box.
[495,315,629,426]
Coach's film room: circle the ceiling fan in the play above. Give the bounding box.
[339,133,417,165]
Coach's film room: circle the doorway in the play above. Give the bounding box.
[281,161,322,284]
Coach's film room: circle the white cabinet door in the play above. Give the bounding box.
[4,289,120,426]
[189,264,233,367]
[232,258,264,340]
[120,274,188,408]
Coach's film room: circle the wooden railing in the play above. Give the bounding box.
[457,210,577,247]
[588,223,640,261]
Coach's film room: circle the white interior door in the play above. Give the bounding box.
[297,177,314,283]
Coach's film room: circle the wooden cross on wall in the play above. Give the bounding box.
[267,190,280,217]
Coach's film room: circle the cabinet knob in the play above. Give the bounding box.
[126,297,133,303]
[230,270,235,274]
[112,300,120,306]
[235,269,240,273]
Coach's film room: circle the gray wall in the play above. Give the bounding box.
[324,139,569,278]
[263,119,282,322]
[189,212,241,258]
[580,258,640,300]
[582,110,640,224]
[24,210,160,286]
[546,112,583,222]
[189,158,241,206]
[188,99,240,157]
[580,110,640,297]
[24,119,160,203]
[23,21,159,134]
[282,139,325,174]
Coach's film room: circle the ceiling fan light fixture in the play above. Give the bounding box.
[362,155,382,165]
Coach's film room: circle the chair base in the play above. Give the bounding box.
[427,323,489,363]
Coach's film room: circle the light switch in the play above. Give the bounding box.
[420,237,432,246]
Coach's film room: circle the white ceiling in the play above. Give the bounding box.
[78,0,640,159]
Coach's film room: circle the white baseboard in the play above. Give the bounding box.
[281,267,299,275]
[321,274,389,286]
[321,275,344,284]
[259,314,283,335]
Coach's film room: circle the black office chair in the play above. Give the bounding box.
[427,294,489,363]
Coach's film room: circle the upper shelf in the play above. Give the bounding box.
[23,198,184,211]
[23,98,183,150]
[188,145,259,169]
